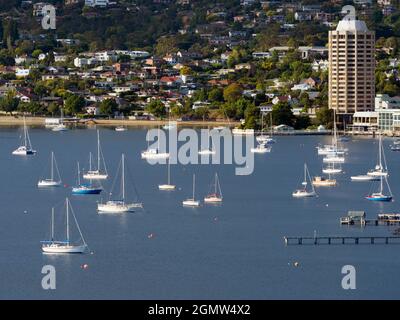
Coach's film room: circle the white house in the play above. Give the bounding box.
[85,0,110,7]
[15,68,30,77]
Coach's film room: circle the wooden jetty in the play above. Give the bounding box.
[284,236,400,246]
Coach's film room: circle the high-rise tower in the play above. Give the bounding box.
[328,6,375,117]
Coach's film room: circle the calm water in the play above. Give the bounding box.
[0,126,400,299]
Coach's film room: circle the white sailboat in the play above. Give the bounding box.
[97,154,143,213]
[115,126,127,132]
[12,116,36,156]
[367,133,388,177]
[182,174,200,207]
[141,128,170,159]
[41,198,87,254]
[159,158,176,190]
[256,113,276,144]
[198,128,216,155]
[251,143,272,153]
[317,110,346,156]
[322,161,342,174]
[292,163,317,198]
[204,173,223,203]
[52,109,69,132]
[83,130,108,180]
[38,151,62,187]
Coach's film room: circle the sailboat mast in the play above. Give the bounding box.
[51,152,54,180]
[214,173,217,194]
[77,162,81,185]
[51,207,54,241]
[122,154,125,202]
[97,130,100,171]
[167,159,171,184]
[23,116,28,147]
[66,198,69,243]
[379,132,382,169]
[193,174,195,199]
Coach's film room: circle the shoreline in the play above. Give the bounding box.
[0,116,239,127]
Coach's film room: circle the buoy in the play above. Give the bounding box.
[214,217,218,222]
[294,262,299,267]
[23,210,28,214]
[81,264,89,270]
[325,204,329,207]
[148,233,154,239]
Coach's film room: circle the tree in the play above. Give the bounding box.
[47,103,59,116]
[99,99,118,116]
[64,95,85,115]
[208,87,224,103]
[271,103,296,127]
[315,106,334,129]
[243,104,259,129]
[0,91,19,115]
[223,83,243,103]
[180,66,192,76]
[145,100,166,118]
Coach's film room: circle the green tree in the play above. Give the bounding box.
[100,99,118,116]
[0,91,19,115]
[315,106,334,129]
[271,103,296,127]
[145,100,166,118]
[223,83,243,103]
[64,95,85,115]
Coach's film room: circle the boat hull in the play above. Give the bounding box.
[158,184,176,190]
[182,200,200,207]
[72,187,102,195]
[351,175,379,181]
[97,201,142,213]
[42,244,86,254]
[204,197,223,203]
[366,196,392,202]
[83,172,108,180]
[38,180,62,187]
[12,148,36,156]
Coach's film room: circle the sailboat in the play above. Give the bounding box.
[322,161,342,174]
[12,116,36,156]
[72,162,102,195]
[159,158,176,190]
[115,126,127,132]
[97,154,143,213]
[367,133,388,177]
[41,198,87,254]
[52,109,69,132]
[204,173,223,203]
[198,128,216,155]
[163,107,176,130]
[83,130,108,180]
[256,113,276,145]
[182,174,200,207]
[141,127,170,159]
[292,163,317,198]
[38,151,62,187]
[251,143,272,153]
[366,175,393,202]
[317,110,346,156]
